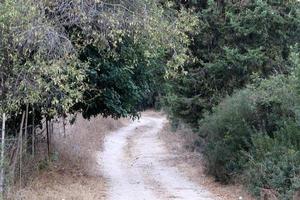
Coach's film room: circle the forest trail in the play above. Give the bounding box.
[99,113,216,200]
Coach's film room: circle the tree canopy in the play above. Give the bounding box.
[164,0,300,126]
[0,0,197,123]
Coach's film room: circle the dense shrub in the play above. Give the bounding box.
[200,89,256,182]
[200,74,300,198]
[246,123,300,199]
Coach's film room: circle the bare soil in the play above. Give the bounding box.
[159,122,255,200]
[100,111,216,200]
[11,111,255,200]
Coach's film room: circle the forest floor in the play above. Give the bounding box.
[12,111,253,200]
[159,115,254,200]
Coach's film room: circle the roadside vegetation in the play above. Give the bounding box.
[163,1,300,199]
[0,0,299,199]
[0,0,196,198]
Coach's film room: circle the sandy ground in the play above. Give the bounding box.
[159,120,254,200]
[99,112,217,200]
[11,111,254,200]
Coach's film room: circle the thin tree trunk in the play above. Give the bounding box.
[46,120,50,159]
[24,104,29,152]
[32,107,35,156]
[11,112,25,188]
[63,115,66,138]
[0,113,6,199]
[19,113,24,188]
[50,121,53,150]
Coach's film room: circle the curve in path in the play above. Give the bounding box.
[99,114,216,200]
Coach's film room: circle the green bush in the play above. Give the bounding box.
[245,122,300,199]
[200,74,300,198]
[200,89,256,182]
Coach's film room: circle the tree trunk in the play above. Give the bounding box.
[32,107,35,156]
[50,121,53,150]
[0,113,6,199]
[63,115,66,138]
[24,104,29,152]
[46,120,50,159]
[19,112,24,188]
[10,112,25,188]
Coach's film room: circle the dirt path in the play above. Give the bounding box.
[98,113,217,200]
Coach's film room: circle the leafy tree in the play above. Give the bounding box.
[0,0,85,127]
[164,0,300,126]
[0,0,198,129]
[68,2,198,118]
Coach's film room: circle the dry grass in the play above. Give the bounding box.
[11,162,107,200]
[9,114,128,200]
[159,122,255,200]
[9,111,254,200]
[52,114,129,175]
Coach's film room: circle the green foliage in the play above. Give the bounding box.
[0,0,197,122]
[200,73,300,198]
[164,0,300,126]
[163,3,300,197]
[200,89,255,182]
[0,1,198,193]
[0,0,85,117]
[74,39,150,118]
[1,0,298,198]
[246,123,300,199]
[67,2,198,119]
[38,159,49,171]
